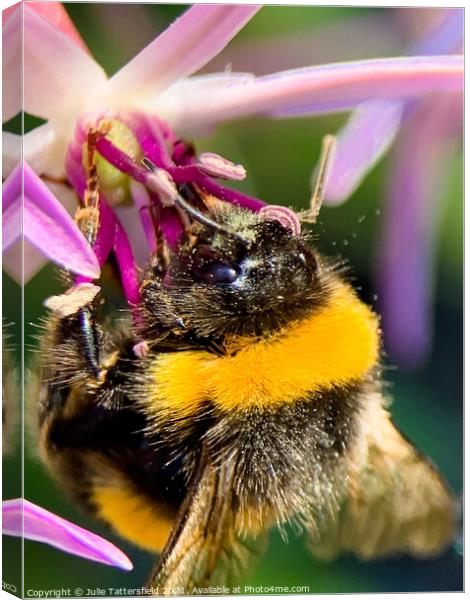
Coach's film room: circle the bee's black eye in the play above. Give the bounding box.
[191,245,239,284]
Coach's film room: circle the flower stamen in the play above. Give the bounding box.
[65,113,269,309]
[199,152,247,181]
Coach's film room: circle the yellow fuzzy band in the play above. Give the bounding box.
[92,486,173,552]
[148,283,380,415]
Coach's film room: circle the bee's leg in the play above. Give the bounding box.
[36,298,142,516]
[74,128,105,248]
[75,127,141,310]
[43,285,110,388]
[77,305,102,380]
[46,128,135,385]
[41,122,142,406]
[44,121,107,374]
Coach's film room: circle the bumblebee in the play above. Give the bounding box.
[35,136,456,594]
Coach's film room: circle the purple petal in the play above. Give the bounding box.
[108,4,261,98]
[129,181,157,254]
[115,203,154,266]
[2,161,21,210]
[3,163,101,279]
[88,198,116,270]
[325,100,404,204]
[325,9,463,204]
[159,206,184,250]
[3,195,21,252]
[410,9,463,55]
[23,4,106,121]
[176,55,462,129]
[113,219,141,307]
[23,165,100,280]
[376,95,462,367]
[3,499,133,571]
[3,162,22,252]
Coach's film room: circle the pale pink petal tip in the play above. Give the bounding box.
[20,163,101,278]
[3,499,133,571]
[199,153,246,181]
[23,5,106,122]
[28,2,89,53]
[259,205,302,236]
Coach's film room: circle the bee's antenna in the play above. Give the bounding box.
[308,135,337,223]
[142,158,250,246]
[176,190,249,246]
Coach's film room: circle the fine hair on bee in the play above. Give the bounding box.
[32,134,457,595]
[3,325,20,453]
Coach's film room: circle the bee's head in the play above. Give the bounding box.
[140,200,332,343]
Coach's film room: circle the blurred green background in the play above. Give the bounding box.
[3,4,462,596]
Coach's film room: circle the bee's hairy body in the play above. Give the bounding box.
[37,204,456,589]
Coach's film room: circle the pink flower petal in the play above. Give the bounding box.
[4,125,62,182]
[2,3,20,24]
[3,194,21,252]
[177,55,463,130]
[4,172,79,283]
[23,123,57,176]
[2,162,22,260]
[2,2,88,52]
[24,166,100,279]
[3,499,133,571]
[3,162,22,211]
[376,95,462,367]
[2,2,21,122]
[2,163,100,279]
[325,100,404,204]
[108,4,261,98]
[325,9,463,205]
[14,122,70,180]
[113,218,141,307]
[23,4,106,121]
[28,1,90,53]
[410,9,463,55]
[156,73,256,136]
